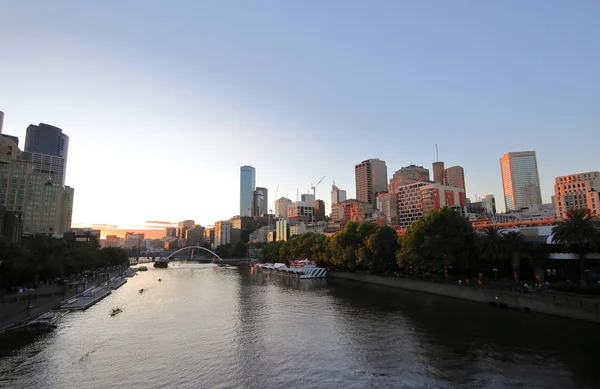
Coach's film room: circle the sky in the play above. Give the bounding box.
[1,1,599,236]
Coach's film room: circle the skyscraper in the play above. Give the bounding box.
[251,187,268,216]
[240,165,256,216]
[0,111,4,133]
[331,183,347,207]
[443,165,466,191]
[23,123,69,185]
[500,151,542,211]
[355,158,387,207]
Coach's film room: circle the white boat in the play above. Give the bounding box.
[254,260,327,279]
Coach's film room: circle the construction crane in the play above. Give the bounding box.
[311,176,326,200]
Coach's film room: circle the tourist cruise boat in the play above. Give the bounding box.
[253,260,327,279]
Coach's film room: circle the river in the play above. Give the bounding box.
[1,263,598,389]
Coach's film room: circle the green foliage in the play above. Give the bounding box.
[213,241,249,259]
[0,235,129,291]
[552,208,600,283]
[398,208,475,272]
[259,222,399,272]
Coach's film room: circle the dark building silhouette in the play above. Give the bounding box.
[24,123,69,185]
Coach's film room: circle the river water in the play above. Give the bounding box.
[1,263,598,389]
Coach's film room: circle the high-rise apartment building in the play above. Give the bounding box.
[24,123,69,185]
[500,151,542,211]
[432,161,444,185]
[274,197,292,219]
[554,171,600,219]
[443,166,466,191]
[251,187,268,217]
[214,220,232,246]
[482,194,496,214]
[355,158,387,207]
[239,165,256,217]
[388,165,430,193]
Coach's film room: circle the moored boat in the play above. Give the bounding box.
[153,260,168,268]
[138,266,148,271]
[254,260,327,279]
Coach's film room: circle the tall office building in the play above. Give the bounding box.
[554,171,600,219]
[23,123,69,185]
[0,111,4,133]
[432,161,444,185]
[240,165,256,216]
[274,197,292,219]
[331,183,347,208]
[355,158,387,207]
[443,165,466,191]
[500,151,542,211]
[251,187,268,217]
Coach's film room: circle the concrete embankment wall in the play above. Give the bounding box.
[329,272,600,323]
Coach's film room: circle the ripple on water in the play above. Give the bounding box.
[1,265,599,389]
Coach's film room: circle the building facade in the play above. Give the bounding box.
[443,165,466,190]
[24,123,69,185]
[554,171,600,219]
[309,200,326,222]
[288,201,315,223]
[214,221,232,246]
[240,165,256,217]
[389,165,430,192]
[396,182,466,229]
[274,197,292,219]
[355,158,387,207]
[185,226,205,246]
[250,187,268,217]
[432,161,444,185]
[500,151,542,211]
[331,183,347,213]
[482,194,496,214]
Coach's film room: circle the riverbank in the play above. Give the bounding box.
[329,271,600,323]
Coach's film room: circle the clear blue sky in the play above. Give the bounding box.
[1,1,599,229]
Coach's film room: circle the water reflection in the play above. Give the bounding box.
[1,267,599,389]
[327,279,600,388]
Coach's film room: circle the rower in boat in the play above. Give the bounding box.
[139,288,144,293]
[158,278,161,282]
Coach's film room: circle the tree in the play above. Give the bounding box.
[398,208,474,272]
[479,226,505,276]
[503,231,524,272]
[552,208,600,284]
[364,225,399,272]
[231,241,248,258]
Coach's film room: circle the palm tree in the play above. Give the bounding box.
[503,231,524,273]
[479,226,505,279]
[552,209,600,285]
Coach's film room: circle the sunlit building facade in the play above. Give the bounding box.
[500,151,542,211]
[355,158,387,207]
[554,171,600,219]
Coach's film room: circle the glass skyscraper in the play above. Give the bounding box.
[240,165,256,216]
[500,151,542,211]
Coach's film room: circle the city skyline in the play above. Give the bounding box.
[2,1,599,229]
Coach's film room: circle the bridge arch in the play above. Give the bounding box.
[165,246,224,262]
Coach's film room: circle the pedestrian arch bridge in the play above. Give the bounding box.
[164,246,224,263]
